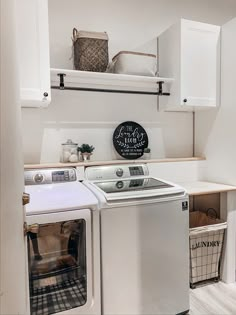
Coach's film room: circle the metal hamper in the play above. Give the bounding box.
[189,209,227,288]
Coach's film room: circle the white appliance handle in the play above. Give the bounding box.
[26,208,91,224]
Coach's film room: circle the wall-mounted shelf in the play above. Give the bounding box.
[51,68,174,96]
[24,157,205,169]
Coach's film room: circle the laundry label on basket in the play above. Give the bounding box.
[191,240,221,250]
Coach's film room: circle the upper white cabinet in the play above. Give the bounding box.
[16,0,51,108]
[159,19,221,111]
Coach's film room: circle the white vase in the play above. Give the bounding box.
[81,152,92,161]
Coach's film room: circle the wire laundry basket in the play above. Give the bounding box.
[189,209,227,288]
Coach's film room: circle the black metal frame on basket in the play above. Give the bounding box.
[189,227,226,289]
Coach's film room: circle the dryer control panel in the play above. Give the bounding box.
[24,168,77,185]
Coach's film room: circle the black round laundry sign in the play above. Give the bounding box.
[113,121,149,159]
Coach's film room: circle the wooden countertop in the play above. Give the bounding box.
[24,157,205,169]
[178,181,236,196]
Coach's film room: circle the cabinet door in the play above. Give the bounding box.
[0,1,29,314]
[181,20,220,107]
[16,0,51,107]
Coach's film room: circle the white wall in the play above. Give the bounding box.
[147,160,205,183]
[195,17,236,185]
[22,91,193,163]
[22,0,236,163]
[49,0,236,70]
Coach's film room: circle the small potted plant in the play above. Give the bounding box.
[78,144,95,161]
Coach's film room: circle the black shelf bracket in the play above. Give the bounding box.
[157,81,170,96]
[57,73,66,89]
[52,73,170,96]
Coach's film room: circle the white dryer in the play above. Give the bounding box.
[24,168,100,315]
[84,164,189,315]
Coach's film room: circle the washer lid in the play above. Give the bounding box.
[86,178,186,203]
[94,178,173,194]
[25,181,98,215]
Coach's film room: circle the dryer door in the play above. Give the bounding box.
[26,209,92,315]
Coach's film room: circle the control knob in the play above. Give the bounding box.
[116,168,124,177]
[34,173,44,183]
[116,181,124,189]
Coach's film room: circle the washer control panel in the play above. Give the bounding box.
[129,166,144,176]
[24,168,77,185]
[85,164,149,181]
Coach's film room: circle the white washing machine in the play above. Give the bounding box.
[24,168,101,315]
[84,164,189,315]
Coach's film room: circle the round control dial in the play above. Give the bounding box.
[116,168,124,177]
[116,181,124,189]
[34,173,44,183]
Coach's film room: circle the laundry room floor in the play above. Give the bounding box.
[189,282,236,314]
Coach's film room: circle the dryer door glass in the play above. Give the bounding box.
[27,219,87,315]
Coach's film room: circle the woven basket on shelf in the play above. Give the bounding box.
[72,28,109,72]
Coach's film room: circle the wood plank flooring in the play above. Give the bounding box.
[190,282,236,315]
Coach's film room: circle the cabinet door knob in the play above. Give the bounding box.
[43,92,48,97]
[183,98,188,103]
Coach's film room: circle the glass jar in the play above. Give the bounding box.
[61,139,79,163]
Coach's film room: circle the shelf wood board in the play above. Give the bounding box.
[178,181,236,196]
[51,68,174,92]
[24,157,205,170]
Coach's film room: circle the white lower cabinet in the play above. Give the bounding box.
[159,19,221,111]
[16,0,51,108]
